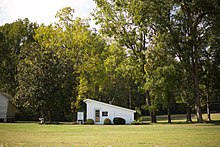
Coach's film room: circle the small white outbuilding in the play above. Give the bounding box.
[84,99,136,124]
[0,92,16,122]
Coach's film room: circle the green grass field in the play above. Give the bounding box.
[0,114,220,147]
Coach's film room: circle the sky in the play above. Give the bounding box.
[0,0,96,26]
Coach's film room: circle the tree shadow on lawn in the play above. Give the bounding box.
[151,121,196,125]
[206,120,220,125]
[153,120,220,125]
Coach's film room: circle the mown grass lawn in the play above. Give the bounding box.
[0,114,220,147]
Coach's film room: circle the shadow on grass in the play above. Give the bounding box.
[146,120,220,125]
[15,121,39,123]
[141,114,220,125]
[206,120,220,125]
[155,121,196,125]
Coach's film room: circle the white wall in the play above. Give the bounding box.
[86,100,135,124]
[0,95,9,122]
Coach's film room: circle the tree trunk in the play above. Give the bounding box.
[40,109,46,124]
[145,90,157,123]
[48,111,51,124]
[207,96,211,121]
[167,103,172,123]
[195,101,203,123]
[128,89,132,109]
[151,111,157,123]
[40,109,45,119]
[194,61,203,123]
[186,103,192,123]
[192,45,203,123]
[72,109,77,122]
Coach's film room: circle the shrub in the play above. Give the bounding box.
[113,117,126,125]
[85,119,94,125]
[103,118,111,125]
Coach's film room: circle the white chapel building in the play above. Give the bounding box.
[84,99,136,124]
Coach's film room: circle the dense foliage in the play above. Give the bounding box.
[0,1,220,123]
[85,118,94,125]
[113,117,126,125]
[103,118,112,125]
[93,0,220,123]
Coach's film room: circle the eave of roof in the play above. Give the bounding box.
[0,92,13,100]
[84,99,136,113]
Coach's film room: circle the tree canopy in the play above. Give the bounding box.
[0,2,220,123]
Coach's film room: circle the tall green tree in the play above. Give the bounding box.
[100,43,135,108]
[200,12,220,121]
[0,19,37,96]
[94,0,220,123]
[35,7,108,117]
[16,43,76,122]
[143,0,220,123]
[93,0,157,122]
[145,34,180,123]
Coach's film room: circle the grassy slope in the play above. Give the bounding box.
[0,114,220,147]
